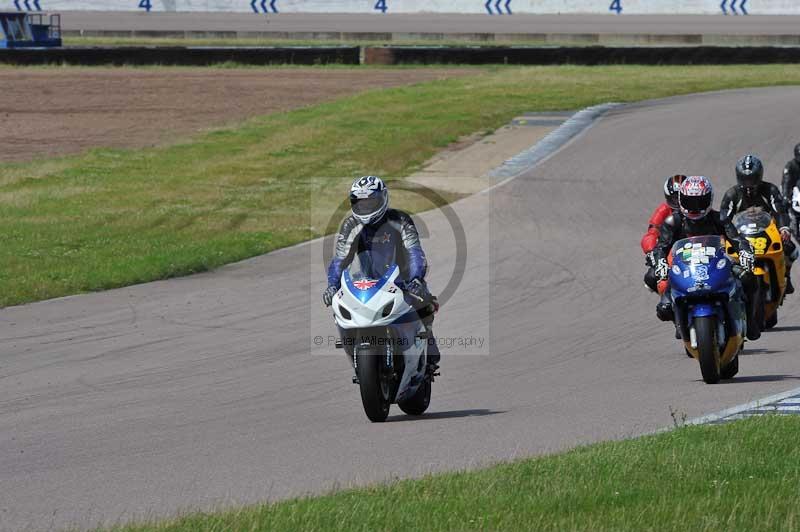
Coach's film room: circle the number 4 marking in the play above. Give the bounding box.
[609,0,622,14]
[138,0,152,11]
[374,0,387,13]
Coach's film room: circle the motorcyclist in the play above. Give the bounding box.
[323,176,440,372]
[654,175,760,341]
[720,155,796,295]
[642,175,686,292]
[781,143,800,239]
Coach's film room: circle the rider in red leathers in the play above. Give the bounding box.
[642,175,686,292]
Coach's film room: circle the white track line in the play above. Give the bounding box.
[686,386,800,425]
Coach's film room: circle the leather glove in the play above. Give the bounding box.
[322,286,338,307]
[645,251,656,268]
[403,278,430,303]
[655,257,669,281]
[739,249,755,273]
[781,228,792,243]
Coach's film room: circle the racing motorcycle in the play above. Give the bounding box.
[727,207,786,330]
[331,250,432,422]
[669,235,745,384]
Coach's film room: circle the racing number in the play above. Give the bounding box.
[609,0,622,14]
[374,0,387,13]
[748,237,768,255]
[138,0,152,11]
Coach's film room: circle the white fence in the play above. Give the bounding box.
[3,0,793,15]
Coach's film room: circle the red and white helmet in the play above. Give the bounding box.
[678,175,714,221]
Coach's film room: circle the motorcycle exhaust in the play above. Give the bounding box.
[690,326,698,349]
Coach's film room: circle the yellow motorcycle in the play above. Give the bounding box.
[727,207,787,330]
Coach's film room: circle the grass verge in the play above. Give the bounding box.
[4,65,800,307]
[101,415,800,531]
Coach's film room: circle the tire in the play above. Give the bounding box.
[721,355,739,380]
[696,316,721,384]
[398,378,431,416]
[356,346,391,422]
[765,310,778,330]
[756,281,767,331]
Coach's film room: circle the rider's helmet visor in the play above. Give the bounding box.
[350,196,383,216]
[680,194,711,214]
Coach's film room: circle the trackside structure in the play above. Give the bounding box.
[3,0,799,15]
[0,12,61,47]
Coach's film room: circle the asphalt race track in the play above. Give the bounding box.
[3,88,800,531]
[61,13,800,36]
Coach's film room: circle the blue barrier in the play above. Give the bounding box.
[0,11,60,47]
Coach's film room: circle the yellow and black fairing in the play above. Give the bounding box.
[727,207,786,328]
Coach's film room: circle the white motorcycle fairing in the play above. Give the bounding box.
[332,264,427,402]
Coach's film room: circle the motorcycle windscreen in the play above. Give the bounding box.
[670,235,731,294]
[732,207,773,236]
[345,251,398,304]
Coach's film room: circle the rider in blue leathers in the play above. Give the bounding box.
[323,176,440,371]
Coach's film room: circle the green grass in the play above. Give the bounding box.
[4,64,800,307]
[100,416,800,532]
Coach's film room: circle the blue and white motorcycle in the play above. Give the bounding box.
[668,235,746,384]
[332,251,432,422]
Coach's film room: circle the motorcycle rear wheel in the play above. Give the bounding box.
[720,354,739,380]
[356,346,392,422]
[765,310,778,330]
[696,316,721,384]
[398,378,431,416]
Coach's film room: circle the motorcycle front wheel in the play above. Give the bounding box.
[356,345,392,422]
[696,316,721,384]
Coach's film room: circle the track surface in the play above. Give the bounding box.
[62,13,800,36]
[3,88,800,531]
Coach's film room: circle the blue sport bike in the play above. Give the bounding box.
[668,235,746,384]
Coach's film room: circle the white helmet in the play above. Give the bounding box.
[349,176,389,225]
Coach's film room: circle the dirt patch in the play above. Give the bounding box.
[0,67,473,163]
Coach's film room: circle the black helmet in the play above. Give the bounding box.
[794,143,800,163]
[663,174,686,208]
[735,154,763,192]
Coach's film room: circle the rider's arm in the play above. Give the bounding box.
[654,214,679,274]
[641,203,671,254]
[720,215,754,257]
[397,211,428,281]
[719,187,738,226]
[327,216,361,289]
[766,182,791,232]
[783,162,796,200]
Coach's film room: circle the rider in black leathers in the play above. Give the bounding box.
[721,155,796,294]
[781,143,800,239]
[654,176,759,341]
